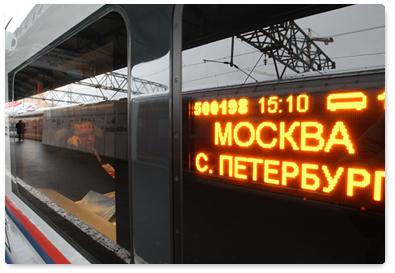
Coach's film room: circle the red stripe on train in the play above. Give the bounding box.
[5,196,71,264]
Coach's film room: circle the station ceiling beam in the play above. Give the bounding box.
[32,89,106,106]
[76,72,168,97]
[30,72,169,105]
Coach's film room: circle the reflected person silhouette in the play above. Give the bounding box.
[67,121,96,152]
[15,120,26,142]
[67,121,115,178]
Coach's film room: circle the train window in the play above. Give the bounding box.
[182,5,384,263]
[10,10,131,262]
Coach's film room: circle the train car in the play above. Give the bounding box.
[5,4,385,264]
[10,109,44,141]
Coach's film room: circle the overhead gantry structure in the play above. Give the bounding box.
[237,20,335,80]
[31,72,168,106]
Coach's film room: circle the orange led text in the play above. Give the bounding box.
[195,154,384,202]
[214,121,355,154]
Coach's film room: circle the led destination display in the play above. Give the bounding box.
[189,88,385,212]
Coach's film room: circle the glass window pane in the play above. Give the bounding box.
[10,11,129,251]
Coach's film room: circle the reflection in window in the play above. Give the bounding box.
[11,11,128,248]
[182,38,275,91]
[131,53,169,95]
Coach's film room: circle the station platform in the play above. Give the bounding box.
[11,139,115,202]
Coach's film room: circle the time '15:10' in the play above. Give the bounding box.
[259,94,309,114]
